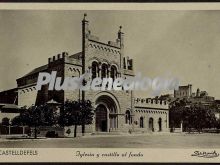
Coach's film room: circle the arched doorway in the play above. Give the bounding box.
[95,104,108,132]
[149,118,154,132]
[95,93,119,132]
[158,118,162,131]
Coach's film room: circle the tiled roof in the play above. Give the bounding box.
[18,52,81,80]
[69,52,82,60]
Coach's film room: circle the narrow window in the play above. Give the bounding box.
[92,61,98,79]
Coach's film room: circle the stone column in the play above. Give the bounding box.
[107,108,110,132]
[92,108,96,133]
[107,67,111,78]
[180,121,183,132]
[98,64,101,77]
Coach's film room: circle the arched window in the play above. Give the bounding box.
[149,118,154,131]
[125,110,131,124]
[92,61,98,79]
[140,117,144,128]
[110,65,117,80]
[158,118,162,131]
[101,63,108,79]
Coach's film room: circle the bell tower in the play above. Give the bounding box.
[82,13,90,75]
[117,26,124,74]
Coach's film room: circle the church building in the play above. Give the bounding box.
[0,14,169,133]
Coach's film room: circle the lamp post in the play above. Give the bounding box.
[8,121,11,135]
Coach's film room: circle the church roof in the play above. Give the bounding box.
[69,52,82,60]
[19,64,48,79]
[17,52,81,80]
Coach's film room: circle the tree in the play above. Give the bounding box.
[11,104,59,138]
[60,100,94,137]
[169,98,218,133]
[38,104,59,126]
[80,100,94,136]
[169,98,188,129]
[187,104,217,132]
[60,100,80,137]
[216,119,220,130]
[11,107,32,126]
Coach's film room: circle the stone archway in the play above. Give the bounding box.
[94,93,119,132]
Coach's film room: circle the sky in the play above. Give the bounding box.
[0,10,220,99]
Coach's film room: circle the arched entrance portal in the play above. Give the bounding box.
[95,104,108,132]
[95,94,119,132]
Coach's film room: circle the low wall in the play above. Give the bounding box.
[30,126,65,138]
[64,125,93,137]
[0,125,30,135]
[170,127,182,133]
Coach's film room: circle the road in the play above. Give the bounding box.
[0,133,219,148]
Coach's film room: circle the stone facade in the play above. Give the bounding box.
[174,84,192,98]
[174,84,215,107]
[0,14,169,134]
[133,98,169,132]
[0,88,17,105]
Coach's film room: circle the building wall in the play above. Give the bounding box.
[133,108,169,132]
[16,64,48,106]
[64,60,82,102]
[174,84,192,98]
[86,40,121,69]
[46,52,83,103]
[133,98,169,132]
[81,19,136,132]
[86,90,134,132]
[0,112,20,123]
[1,15,170,134]
[18,86,38,107]
[0,88,18,104]
[47,54,65,104]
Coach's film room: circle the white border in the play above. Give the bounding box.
[0,3,220,10]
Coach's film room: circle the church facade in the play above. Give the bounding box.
[2,14,169,133]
